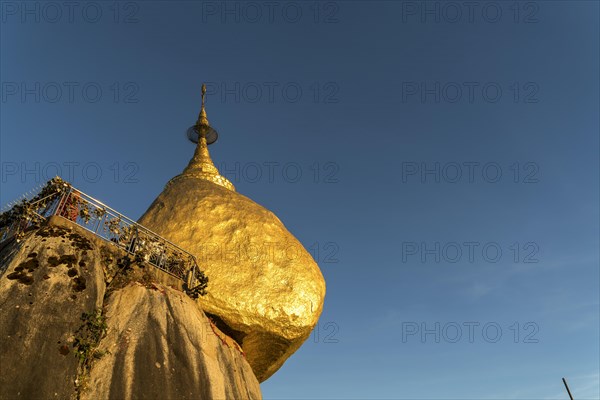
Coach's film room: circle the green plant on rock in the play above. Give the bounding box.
[73,308,109,394]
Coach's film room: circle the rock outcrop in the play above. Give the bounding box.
[0,221,105,399]
[83,284,260,400]
[0,217,261,400]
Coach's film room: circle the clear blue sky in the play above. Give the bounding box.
[1,1,598,399]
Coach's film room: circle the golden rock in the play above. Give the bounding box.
[137,86,326,382]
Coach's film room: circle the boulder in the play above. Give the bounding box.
[138,176,326,382]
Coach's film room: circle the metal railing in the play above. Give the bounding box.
[0,180,207,297]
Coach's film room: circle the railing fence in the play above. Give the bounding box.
[0,179,207,298]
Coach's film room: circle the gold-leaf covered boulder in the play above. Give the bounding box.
[137,85,326,382]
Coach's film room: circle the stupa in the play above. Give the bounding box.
[137,84,326,382]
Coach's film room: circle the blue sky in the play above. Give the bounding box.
[1,1,599,399]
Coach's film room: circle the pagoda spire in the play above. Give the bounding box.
[168,83,235,191]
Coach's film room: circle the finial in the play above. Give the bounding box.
[197,83,210,128]
[200,84,207,118]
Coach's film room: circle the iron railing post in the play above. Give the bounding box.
[54,189,71,218]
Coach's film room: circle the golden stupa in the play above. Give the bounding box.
[138,85,326,382]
